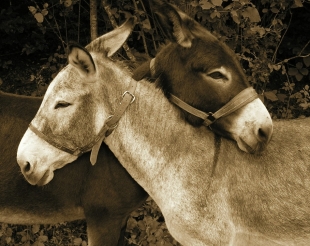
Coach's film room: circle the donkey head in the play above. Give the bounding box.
[136,0,273,153]
[17,18,136,185]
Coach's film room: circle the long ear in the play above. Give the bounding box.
[151,0,194,48]
[86,16,136,57]
[68,44,96,78]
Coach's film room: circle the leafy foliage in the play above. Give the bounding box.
[0,0,310,245]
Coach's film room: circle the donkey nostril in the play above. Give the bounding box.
[24,161,32,174]
[258,126,272,143]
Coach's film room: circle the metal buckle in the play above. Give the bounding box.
[122,91,136,104]
[206,112,216,122]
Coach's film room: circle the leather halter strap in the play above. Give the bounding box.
[169,87,258,126]
[149,58,258,126]
[28,79,137,165]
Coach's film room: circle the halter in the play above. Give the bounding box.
[28,79,137,165]
[150,58,259,127]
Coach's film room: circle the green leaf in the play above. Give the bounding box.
[210,11,221,19]
[264,91,278,101]
[141,19,151,30]
[73,237,82,245]
[200,0,214,10]
[242,7,261,22]
[300,68,309,76]
[32,224,40,234]
[211,0,222,6]
[294,0,303,7]
[63,0,72,7]
[28,6,37,15]
[41,9,48,16]
[34,13,44,23]
[288,67,298,76]
[296,62,303,69]
[295,73,303,81]
[271,7,279,13]
[232,15,240,24]
[303,56,310,67]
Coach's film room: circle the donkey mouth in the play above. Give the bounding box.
[239,138,265,154]
[36,170,54,186]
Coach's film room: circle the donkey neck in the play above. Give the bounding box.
[103,79,234,245]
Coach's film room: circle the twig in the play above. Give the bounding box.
[101,0,136,61]
[272,10,292,63]
[132,0,149,56]
[140,0,157,51]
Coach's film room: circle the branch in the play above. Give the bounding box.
[276,40,310,65]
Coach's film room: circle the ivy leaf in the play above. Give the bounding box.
[211,0,222,6]
[242,7,261,22]
[303,56,310,67]
[264,91,278,101]
[34,13,44,23]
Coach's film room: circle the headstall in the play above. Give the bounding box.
[28,79,137,165]
[150,58,259,127]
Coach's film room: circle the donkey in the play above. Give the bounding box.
[132,1,273,153]
[0,91,147,245]
[16,9,286,246]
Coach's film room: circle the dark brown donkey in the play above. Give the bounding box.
[0,91,147,245]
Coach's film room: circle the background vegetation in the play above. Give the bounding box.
[0,0,309,245]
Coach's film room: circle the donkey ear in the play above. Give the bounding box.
[86,16,136,57]
[151,0,194,48]
[68,44,96,78]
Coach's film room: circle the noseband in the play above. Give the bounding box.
[28,79,137,165]
[150,58,259,127]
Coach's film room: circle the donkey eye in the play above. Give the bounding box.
[208,71,226,80]
[54,101,71,109]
